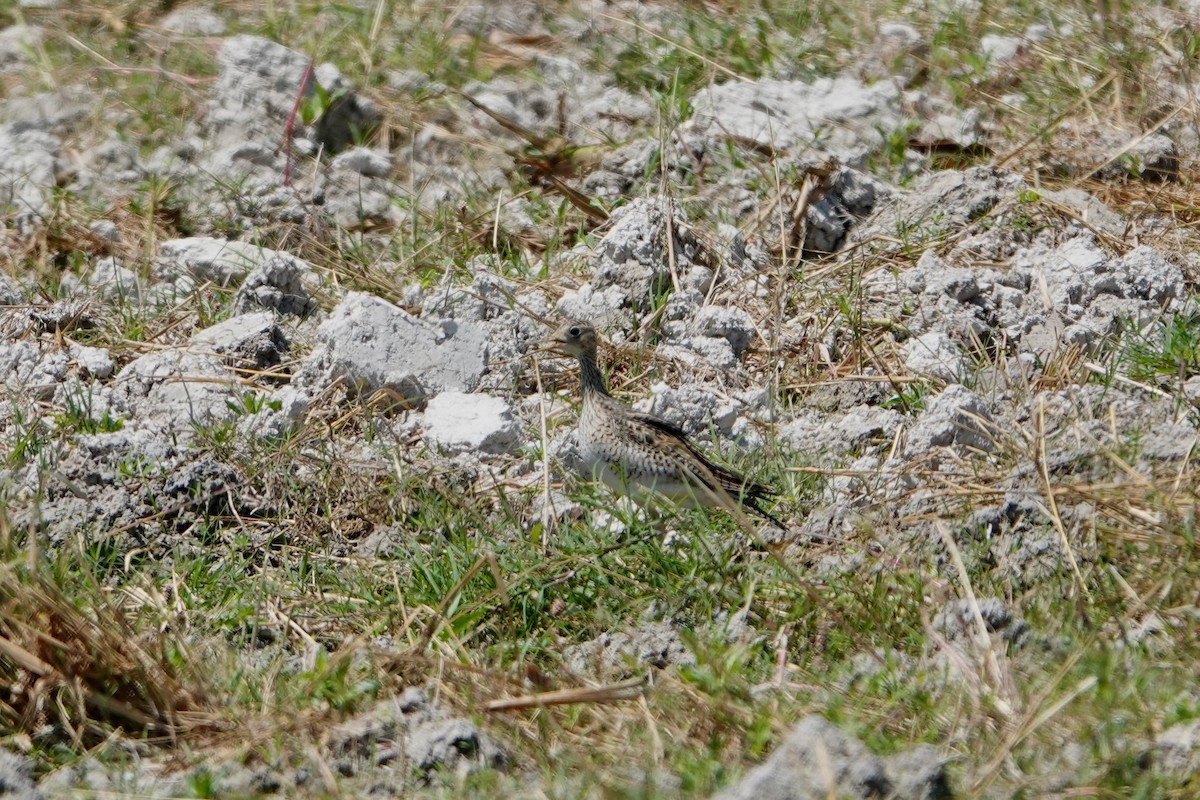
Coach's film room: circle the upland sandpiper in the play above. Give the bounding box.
[543,320,782,527]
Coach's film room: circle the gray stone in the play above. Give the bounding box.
[878,22,920,47]
[1145,718,1200,774]
[322,177,398,229]
[690,305,757,357]
[555,283,630,331]
[326,699,405,759]
[315,292,488,404]
[883,745,953,800]
[903,331,964,382]
[110,350,239,433]
[711,715,892,800]
[232,252,317,317]
[806,167,894,254]
[1042,188,1126,237]
[406,718,507,781]
[237,386,308,441]
[1023,236,1117,309]
[398,686,427,713]
[0,340,68,397]
[1135,422,1200,463]
[905,91,984,151]
[854,168,1024,248]
[689,76,903,163]
[781,405,904,460]
[460,67,650,148]
[158,237,284,287]
[980,34,1022,67]
[933,597,1026,644]
[658,337,738,370]
[423,391,520,455]
[86,257,143,302]
[0,25,44,69]
[209,765,284,797]
[0,86,91,136]
[583,138,658,200]
[311,62,381,155]
[633,383,740,440]
[423,267,516,322]
[1119,246,1184,305]
[331,146,392,177]
[160,5,227,36]
[208,36,378,156]
[0,125,59,217]
[74,137,142,187]
[565,620,694,679]
[189,312,289,371]
[1046,123,1177,182]
[1021,312,1070,359]
[70,344,115,378]
[564,198,703,318]
[0,274,22,305]
[27,299,94,335]
[88,219,120,244]
[924,266,981,303]
[907,384,996,454]
[0,749,45,800]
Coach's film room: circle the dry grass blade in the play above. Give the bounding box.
[936,522,1016,720]
[484,676,648,712]
[1035,397,1092,601]
[0,563,219,745]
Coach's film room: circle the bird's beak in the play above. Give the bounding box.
[534,335,566,355]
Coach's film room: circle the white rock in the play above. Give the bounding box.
[980,34,1022,66]
[555,284,628,331]
[238,386,309,440]
[1119,245,1184,304]
[1025,236,1117,308]
[0,273,23,305]
[110,350,238,434]
[88,219,120,243]
[190,312,288,369]
[208,36,378,157]
[315,292,488,403]
[331,147,392,177]
[902,331,964,382]
[690,305,757,356]
[689,76,903,163]
[905,384,995,455]
[70,345,115,378]
[657,338,736,369]
[423,391,520,455]
[0,25,44,69]
[157,237,293,287]
[0,125,59,215]
[160,5,227,36]
[232,252,316,317]
[87,257,142,302]
[878,22,920,47]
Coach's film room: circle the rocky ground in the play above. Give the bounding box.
[0,1,1198,797]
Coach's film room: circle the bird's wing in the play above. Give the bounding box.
[626,410,776,502]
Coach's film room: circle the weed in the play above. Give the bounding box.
[882,380,932,414]
[1121,313,1200,384]
[54,386,123,435]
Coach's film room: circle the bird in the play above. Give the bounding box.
[541,320,783,527]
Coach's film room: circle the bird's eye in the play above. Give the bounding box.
[568,326,581,337]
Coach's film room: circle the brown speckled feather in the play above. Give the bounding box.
[544,320,783,527]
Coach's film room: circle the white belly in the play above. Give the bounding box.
[575,438,709,509]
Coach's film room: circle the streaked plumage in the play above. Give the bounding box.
[543,321,782,526]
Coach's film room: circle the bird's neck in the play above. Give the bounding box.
[578,352,611,399]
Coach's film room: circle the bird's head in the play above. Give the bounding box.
[543,320,598,359]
